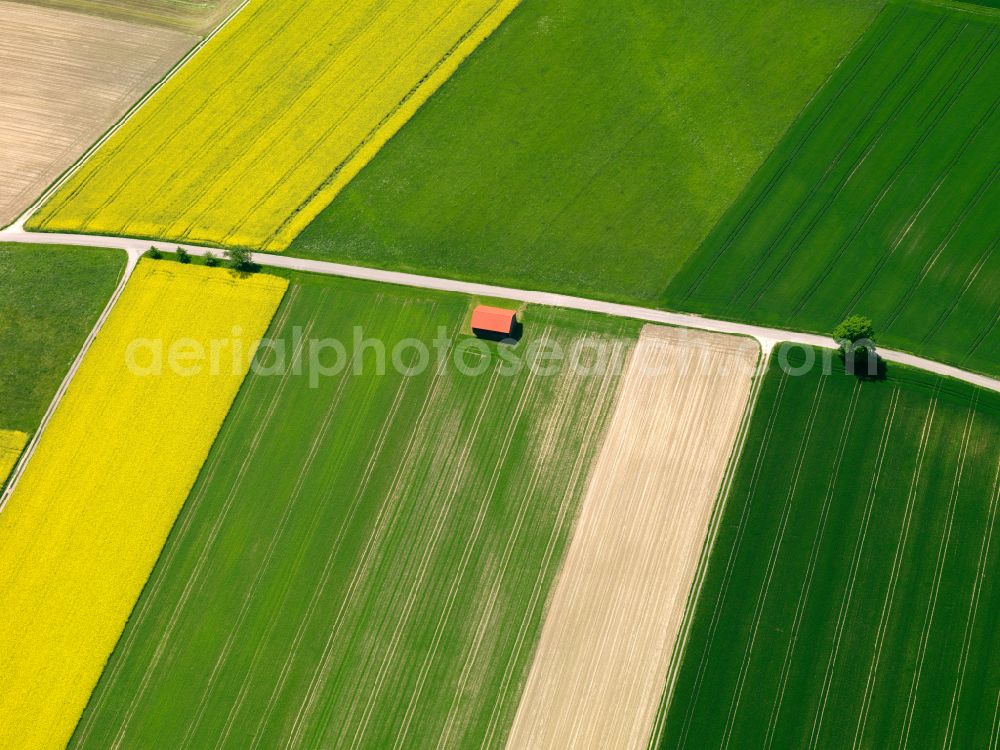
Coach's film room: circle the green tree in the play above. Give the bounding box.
[833,315,878,375]
[176,246,190,264]
[225,247,253,271]
[147,246,163,260]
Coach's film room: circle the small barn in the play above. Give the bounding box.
[471,305,521,342]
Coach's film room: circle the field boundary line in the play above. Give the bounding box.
[389,343,545,749]
[70,283,299,747]
[106,308,322,750]
[178,300,363,749]
[786,24,990,316]
[646,342,770,750]
[0,247,139,512]
[8,0,255,233]
[229,0,492,248]
[479,327,632,748]
[732,16,949,308]
[678,6,905,300]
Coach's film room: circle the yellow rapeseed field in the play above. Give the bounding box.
[0,429,28,488]
[0,261,286,750]
[29,0,521,251]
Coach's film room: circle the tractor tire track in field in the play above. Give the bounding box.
[719,374,828,750]
[785,31,997,318]
[762,381,861,748]
[807,386,900,748]
[171,0,408,239]
[833,40,998,321]
[679,8,906,300]
[731,17,953,308]
[884,158,1000,330]
[178,301,394,750]
[263,0,518,250]
[898,395,977,749]
[106,304,324,750]
[943,454,1000,749]
[922,235,998,345]
[40,0,318,229]
[283,343,472,748]
[756,23,993,315]
[478,337,633,748]
[69,283,300,747]
[245,319,461,750]
[505,327,759,750]
[440,337,630,749]
[851,390,940,750]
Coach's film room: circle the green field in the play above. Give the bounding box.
[69,272,640,748]
[0,244,124,433]
[655,347,1000,748]
[666,0,1000,377]
[290,0,883,304]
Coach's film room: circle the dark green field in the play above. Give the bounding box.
[667,0,1000,378]
[69,271,640,748]
[655,347,1000,748]
[0,244,124,432]
[290,0,882,304]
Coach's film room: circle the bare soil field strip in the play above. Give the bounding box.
[18,0,245,33]
[0,2,194,227]
[506,326,760,750]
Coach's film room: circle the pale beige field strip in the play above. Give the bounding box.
[0,2,193,226]
[506,325,760,750]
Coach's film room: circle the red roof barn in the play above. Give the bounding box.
[471,305,519,339]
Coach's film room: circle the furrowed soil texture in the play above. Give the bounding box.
[68,274,640,749]
[0,262,286,750]
[667,0,1000,378]
[29,0,521,251]
[0,2,194,227]
[20,0,246,33]
[0,243,125,433]
[506,327,760,750]
[655,348,1000,749]
[290,0,884,304]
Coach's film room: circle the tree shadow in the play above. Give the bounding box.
[843,352,887,381]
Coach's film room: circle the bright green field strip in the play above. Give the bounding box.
[666,0,1000,378]
[290,0,883,305]
[70,272,639,748]
[0,243,124,433]
[656,348,1000,749]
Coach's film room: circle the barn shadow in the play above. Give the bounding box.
[473,318,523,344]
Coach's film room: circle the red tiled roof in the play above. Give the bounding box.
[471,305,516,334]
